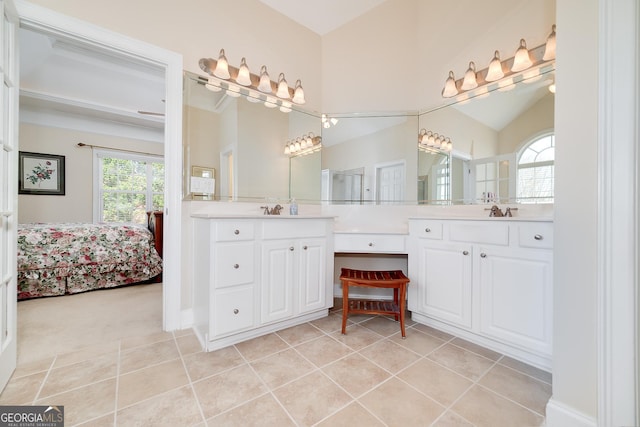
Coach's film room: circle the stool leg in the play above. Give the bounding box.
[341,281,349,335]
[400,284,407,338]
[393,288,399,321]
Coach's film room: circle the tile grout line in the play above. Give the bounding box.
[31,355,57,404]
[172,332,208,427]
[112,339,121,427]
[231,340,300,426]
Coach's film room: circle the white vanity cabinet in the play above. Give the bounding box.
[408,219,553,369]
[192,216,334,352]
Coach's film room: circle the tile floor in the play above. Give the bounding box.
[1,305,552,426]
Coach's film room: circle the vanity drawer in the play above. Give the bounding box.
[215,221,255,241]
[262,219,328,239]
[334,233,406,253]
[449,222,509,246]
[214,243,255,288]
[212,285,255,337]
[514,222,554,249]
[409,221,444,240]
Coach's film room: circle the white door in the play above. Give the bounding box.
[0,0,19,392]
[261,240,295,324]
[376,162,405,203]
[297,239,326,314]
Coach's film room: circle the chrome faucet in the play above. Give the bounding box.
[260,204,283,215]
[487,205,517,217]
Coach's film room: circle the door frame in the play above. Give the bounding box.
[16,0,184,331]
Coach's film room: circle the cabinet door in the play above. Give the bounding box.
[415,240,473,328]
[478,246,552,356]
[261,240,295,324]
[297,238,327,314]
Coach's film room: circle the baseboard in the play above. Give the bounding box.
[180,308,194,329]
[545,398,597,427]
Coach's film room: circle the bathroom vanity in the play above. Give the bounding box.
[191,215,334,351]
[189,206,553,370]
[407,218,553,369]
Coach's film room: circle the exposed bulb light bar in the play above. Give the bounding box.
[418,128,453,153]
[284,132,322,157]
[441,26,557,100]
[199,50,306,106]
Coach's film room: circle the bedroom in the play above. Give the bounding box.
[15,24,166,339]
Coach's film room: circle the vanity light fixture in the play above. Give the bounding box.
[236,57,252,86]
[485,51,505,82]
[322,114,339,129]
[212,49,231,79]
[511,39,533,72]
[199,50,306,108]
[418,129,453,153]
[441,25,557,100]
[543,25,556,61]
[461,62,478,91]
[284,133,322,157]
[258,66,273,93]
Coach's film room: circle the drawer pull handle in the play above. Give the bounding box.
[480,253,487,258]
[463,250,469,255]
[425,227,431,233]
[234,229,240,235]
[368,242,374,247]
[534,234,543,240]
[233,263,239,269]
[303,245,308,250]
[289,246,294,251]
[233,309,239,314]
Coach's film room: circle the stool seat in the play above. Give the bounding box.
[339,268,410,337]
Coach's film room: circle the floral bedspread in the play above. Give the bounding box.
[17,222,163,300]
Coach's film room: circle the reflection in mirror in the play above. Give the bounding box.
[182,71,321,202]
[419,67,554,204]
[417,149,450,204]
[320,114,419,204]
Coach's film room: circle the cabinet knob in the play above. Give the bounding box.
[534,234,543,240]
[480,253,487,258]
[303,245,308,250]
[234,229,240,235]
[425,227,431,233]
[463,250,469,255]
[233,309,239,314]
[233,263,239,269]
[289,246,294,251]
[368,242,374,247]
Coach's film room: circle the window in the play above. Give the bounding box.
[517,134,554,203]
[94,150,164,224]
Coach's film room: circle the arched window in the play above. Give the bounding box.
[517,133,554,203]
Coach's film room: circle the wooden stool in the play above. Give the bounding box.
[340,268,410,338]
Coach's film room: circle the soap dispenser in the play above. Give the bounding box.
[289,198,298,215]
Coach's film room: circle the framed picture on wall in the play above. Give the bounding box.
[18,151,66,195]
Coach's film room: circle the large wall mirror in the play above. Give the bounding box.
[183,66,554,205]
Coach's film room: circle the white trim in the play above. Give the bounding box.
[16,0,184,331]
[545,399,598,427]
[597,0,639,426]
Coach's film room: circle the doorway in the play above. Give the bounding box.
[16,2,183,341]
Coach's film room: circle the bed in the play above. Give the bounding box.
[17,212,163,300]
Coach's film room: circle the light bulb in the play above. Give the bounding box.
[213,49,230,80]
[460,62,478,91]
[511,39,533,72]
[276,73,290,99]
[485,51,504,82]
[442,71,458,98]
[543,25,556,61]
[292,80,305,104]
[258,65,273,93]
[236,57,252,86]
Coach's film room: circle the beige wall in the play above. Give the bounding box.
[26,0,323,112]
[18,123,163,223]
[498,93,555,154]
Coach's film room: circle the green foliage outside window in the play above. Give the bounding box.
[100,156,164,224]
